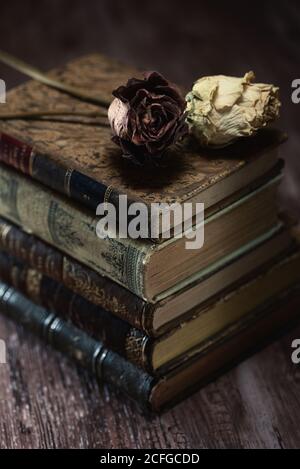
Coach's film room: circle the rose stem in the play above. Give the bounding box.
[0,50,110,109]
[0,110,108,120]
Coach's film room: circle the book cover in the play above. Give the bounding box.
[0,278,299,413]
[0,215,292,335]
[1,246,299,374]
[0,54,286,217]
[0,162,281,300]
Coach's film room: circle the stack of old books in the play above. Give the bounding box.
[0,54,299,413]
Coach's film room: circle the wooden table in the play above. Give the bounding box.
[0,0,300,449]
[0,316,300,449]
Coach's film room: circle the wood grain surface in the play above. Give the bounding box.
[0,0,300,449]
[0,317,300,449]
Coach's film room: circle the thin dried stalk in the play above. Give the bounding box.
[0,50,110,108]
[0,110,108,120]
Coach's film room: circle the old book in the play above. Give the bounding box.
[0,53,286,234]
[0,162,281,300]
[0,216,292,335]
[1,247,299,374]
[0,279,299,413]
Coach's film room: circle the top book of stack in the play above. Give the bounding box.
[0,54,285,227]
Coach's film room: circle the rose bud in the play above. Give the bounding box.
[108,72,188,164]
[185,71,281,148]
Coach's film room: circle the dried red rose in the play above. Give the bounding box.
[108,72,188,164]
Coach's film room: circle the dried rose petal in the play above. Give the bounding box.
[108,72,188,164]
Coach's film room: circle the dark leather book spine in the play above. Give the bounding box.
[0,132,126,212]
[0,216,155,333]
[0,251,153,371]
[0,280,155,412]
[0,132,146,242]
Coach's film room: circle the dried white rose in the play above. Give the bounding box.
[185,71,281,147]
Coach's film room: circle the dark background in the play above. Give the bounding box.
[0,0,299,214]
[0,1,300,449]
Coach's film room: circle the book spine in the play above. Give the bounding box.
[0,216,155,332]
[0,132,131,213]
[0,250,154,372]
[0,163,150,299]
[0,280,155,412]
